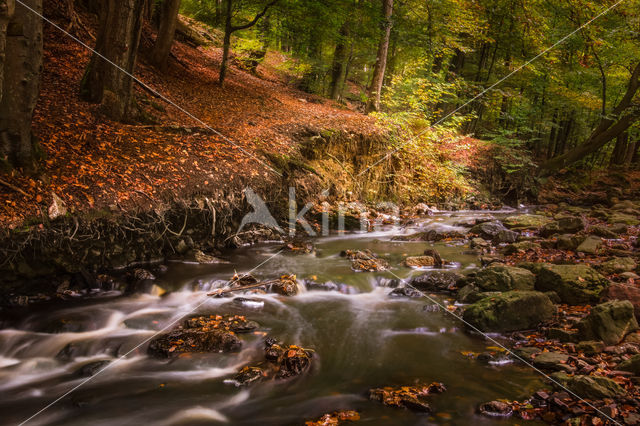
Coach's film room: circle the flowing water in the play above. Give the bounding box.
[0,211,545,425]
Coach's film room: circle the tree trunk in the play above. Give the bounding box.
[219,0,232,85]
[80,0,145,122]
[0,0,43,171]
[539,62,640,174]
[329,20,349,100]
[611,131,629,166]
[219,0,277,86]
[151,0,180,70]
[366,0,393,113]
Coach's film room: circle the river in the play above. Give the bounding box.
[0,210,545,425]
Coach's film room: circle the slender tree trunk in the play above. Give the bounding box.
[219,0,277,85]
[0,0,15,103]
[151,0,180,70]
[219,0,233,84]
[80,0,145,122]
[366,0,393,113]
[0,0,43,171]
[611,132,629,165]
[329,20,349,100]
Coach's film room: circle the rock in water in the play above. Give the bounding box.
[502,214,552,231]
[577,300,639,345]
[410,270,463,292]
[478,400,513,417]
[148,328,241,358]
[270,274,299,296]
[264,340,313,379]
[534,264,609,305]
[474,264,535,292]
[404,255,435,268]
[147,314,256,357]
[469,221,508,240]
[369,382,446,412]
[229,366,266,386]
[304,410,360,425]
[462,291,555,332]
[341,249,389,272]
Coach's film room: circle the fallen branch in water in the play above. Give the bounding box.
[207,279,280,296]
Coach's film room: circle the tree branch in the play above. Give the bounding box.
[230,0,278,32]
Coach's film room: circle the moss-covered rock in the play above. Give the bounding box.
[535,264,609,305]
[503,214,552,230]
[577,300,639,345]
[474,264,535,292]
[618,354,640,374]
[540,216,585,237]
[566,375,626,399]
[576,235,602,254]
[598,257,637,275]
[462,291,555,332]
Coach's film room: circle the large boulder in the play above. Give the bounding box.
[540,216,585,237]
[577,300,639,345]
[601,283,640,320]
[462,291,555,332]
[410,270,463,293]
[534,264,609,305]
[556,234,582,251]
[566,375,626,399]
[474,264,535,292]
[502,214,552,231]
[608,212,640,226]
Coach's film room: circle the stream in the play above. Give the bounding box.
[0,210,546,425]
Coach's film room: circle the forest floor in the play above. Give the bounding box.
[0,1,379,229]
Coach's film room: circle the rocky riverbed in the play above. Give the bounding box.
[1,199,640,424]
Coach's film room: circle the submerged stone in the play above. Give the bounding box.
[305,411,360,425]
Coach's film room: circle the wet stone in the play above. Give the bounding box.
[305,411,360,426]
[341,249,389,272]
[388,286,422,298]
[270,274,299,296]
[478,400,513,417]
[229,366,266,386]
[368,382,446,412]
[264,340,314,379]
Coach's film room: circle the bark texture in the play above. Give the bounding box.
[80,0,145,122]
[151,0,180,70]
[0,0,42,170]
[366,0,393,113]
